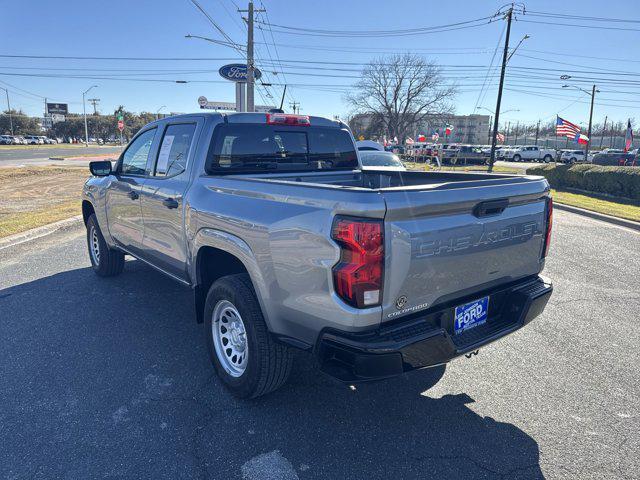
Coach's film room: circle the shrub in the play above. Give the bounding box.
[527,164,640,200]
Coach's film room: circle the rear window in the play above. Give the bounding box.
[206,124,358,174]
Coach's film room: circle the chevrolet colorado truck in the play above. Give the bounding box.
[82,112,553,398]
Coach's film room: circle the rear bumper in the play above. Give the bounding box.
[317,275,552,382]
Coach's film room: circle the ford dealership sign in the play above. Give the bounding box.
[218,64,262,82]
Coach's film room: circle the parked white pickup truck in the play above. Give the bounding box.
[504,146,555,163]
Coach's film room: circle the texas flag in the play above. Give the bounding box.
[574,133,589,145]
[624,119,633,152]
[417,134,426,142]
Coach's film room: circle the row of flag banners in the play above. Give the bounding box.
[395,117,633,150]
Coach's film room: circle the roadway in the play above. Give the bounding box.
[0,211,638,479]
[0,145,123,166]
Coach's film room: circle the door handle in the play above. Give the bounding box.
[162,198,179,209]
[128,190,139,200]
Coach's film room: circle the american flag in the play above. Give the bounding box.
[556,116,581,138]
[496,132,505,142]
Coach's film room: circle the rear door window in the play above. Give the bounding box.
[154,123,196,177]
[207,124,358,173]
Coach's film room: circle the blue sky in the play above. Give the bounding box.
[2,0,640,129]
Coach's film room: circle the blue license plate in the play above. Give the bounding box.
[454,296,489,334]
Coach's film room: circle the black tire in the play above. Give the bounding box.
[543,155,552,163]
[513,154,521,162]
[204,273,292,399]
[86,214,124,277]
[570,157,576,164]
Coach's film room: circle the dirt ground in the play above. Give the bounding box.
[0,166,89,237]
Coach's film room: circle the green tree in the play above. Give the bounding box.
[0,109,41,135]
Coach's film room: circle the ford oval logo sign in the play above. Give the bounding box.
[218,64,262,82]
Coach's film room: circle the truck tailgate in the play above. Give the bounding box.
[380,177,549,323]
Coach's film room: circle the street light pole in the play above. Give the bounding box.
[156,105,166,120]
[562,82,598,160]
[82,85,97,146]
[1,87,13,136]
[585,84,596,161]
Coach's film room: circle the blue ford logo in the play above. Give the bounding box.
[218,64,262,82]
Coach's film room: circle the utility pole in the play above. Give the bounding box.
[505,121,511,143]
[585,84,596,161]
[488,6,513,171]
[239,1,265,112]
[0,87,13,136]
[279,85,287,111]
[514,121,520,145]
[600,115,607,149]
[289,101,300,114]
[88,98,100,115]
[535,119,540,145]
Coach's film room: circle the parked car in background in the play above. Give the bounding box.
[356,140,384,151]
[504,146,555,163]
[592,152,637,166]
[359,150,407,171]
[448,145,487,165]
[0,135,13,145]
[24,135,44,145]
[13,136,27,145]
[560,150,592,164]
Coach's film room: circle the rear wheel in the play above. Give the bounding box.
[543,155,553,163]
[570,157,577,164]
[204,274,292,398]
[513,154,521,162]
[86,214,124,277]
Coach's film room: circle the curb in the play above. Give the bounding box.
[0,215,84,250]
[555,203,640,232]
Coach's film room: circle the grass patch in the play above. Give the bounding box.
[0,166,88,238]
[405,162,523,174]
[551,189,640,222]
[0,201,81,238]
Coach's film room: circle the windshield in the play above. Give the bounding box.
[360,151,403,167]
[207,124,358,174]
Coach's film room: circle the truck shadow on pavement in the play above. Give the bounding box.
[0,260,543,480]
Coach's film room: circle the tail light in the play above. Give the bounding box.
[331,217,384,308]
[543,197,553,257]
[266,113,310,126]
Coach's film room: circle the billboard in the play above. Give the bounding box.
[46,103,68,115]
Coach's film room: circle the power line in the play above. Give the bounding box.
[254,14,496,37]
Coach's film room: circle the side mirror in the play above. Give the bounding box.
[89,160,112,177]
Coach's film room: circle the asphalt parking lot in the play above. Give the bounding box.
[1,211,638,479]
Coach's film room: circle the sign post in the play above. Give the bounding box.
[218,64,261,112]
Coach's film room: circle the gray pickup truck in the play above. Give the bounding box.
[82,112,553,398]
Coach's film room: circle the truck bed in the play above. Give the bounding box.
[230,169,537,191]
[195,169,549,331]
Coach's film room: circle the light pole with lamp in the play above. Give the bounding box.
[0,87,13,136]
[477,107,519,144]
[562,80,599,161]
[83,85,98,146]
[156,105,166,120]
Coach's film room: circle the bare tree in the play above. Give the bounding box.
[347,54,456,141]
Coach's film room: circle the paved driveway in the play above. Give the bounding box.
[0,211,638,479]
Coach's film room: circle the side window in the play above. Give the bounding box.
[121,128,156,175]
[154,123,196,177]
